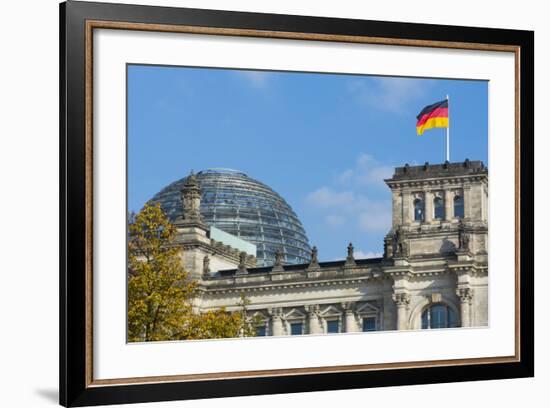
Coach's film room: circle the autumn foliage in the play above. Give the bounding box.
[127,202,257,342]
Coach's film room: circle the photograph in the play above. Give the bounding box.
[126,65,489,342]
[55,1,534,405]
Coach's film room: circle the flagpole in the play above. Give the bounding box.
[446,94,450,162]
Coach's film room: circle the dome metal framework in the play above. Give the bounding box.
[150,169,311,266]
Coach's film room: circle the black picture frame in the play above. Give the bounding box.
[60,1,534,406]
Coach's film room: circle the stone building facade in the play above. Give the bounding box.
[172,161,488,335]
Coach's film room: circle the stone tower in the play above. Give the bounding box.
[383,160,488,329]
[180,171,205,225]
[384,160,488,259]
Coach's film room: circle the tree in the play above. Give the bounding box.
[128,202,257,342]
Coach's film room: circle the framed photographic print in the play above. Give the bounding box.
[60,0,534,406]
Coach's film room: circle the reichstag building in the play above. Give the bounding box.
[150,161,488,335]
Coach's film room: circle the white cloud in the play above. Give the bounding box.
[305,187,354,208]
[306,153,393,235]
[305,187,391,232]
[336,153,394,188]
[336,168,354,184]
[358,208,392,232]
[354,250,383,259]
[348,76,429,114]
[237,71,272,89]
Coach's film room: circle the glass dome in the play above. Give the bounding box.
[150,169,311,266]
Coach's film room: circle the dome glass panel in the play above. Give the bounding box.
[150,169,311,266]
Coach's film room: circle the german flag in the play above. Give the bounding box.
[416,99,449,135]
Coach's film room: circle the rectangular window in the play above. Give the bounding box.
[362,317,377,332]
[433,196,444,219]
[256,325,266,336]
[414,198,425,221]
[326,320,339,334]
[290,322,303,335]
[454,195,465,218]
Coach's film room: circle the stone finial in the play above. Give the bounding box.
[311,246,318,264]
[202,255,210,276]
[345,242,356,267]
[307,246,320,270]
[275,251,283,266]
[181,171,204,223]
[236,251,248,275]
[271,250,285,273]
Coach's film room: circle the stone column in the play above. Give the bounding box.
[402,191,411,225]
[306,305,322,334]
[424,191,433,223]
[444,189,454,221]
[464,187,472,220]
[392,293,410,330]
[456,288,473,327]
[392,190,403,228]
[344,306,359,333]
[270,308,284,336]
[344,310,358,332]
[341,302,358,332]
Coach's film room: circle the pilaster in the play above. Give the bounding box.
[392,292,411,330]
[444,188,454,221]
[456,287,473,327]
[269,308,284,336]
[424,190,433,223]
[305,305,322,334]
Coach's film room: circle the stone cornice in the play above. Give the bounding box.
[386,175,488,190]
[198,273,386,295]
[447,261,488,277]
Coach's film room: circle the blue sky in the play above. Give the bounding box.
[128,65,488,261]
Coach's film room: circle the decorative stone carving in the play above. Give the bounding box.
[392,292,411,330]
[345,242,356,267]
[307,246,320,270]
[393,228,409,258]
[458,220,470,252]
[384,236,392,259]
[272,250,285,273]
[456,287,473,327]
[236,251,248,275]
[392,292,411,308]
[456,287,473,303]
[202,255,210,276]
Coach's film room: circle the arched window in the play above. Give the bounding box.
[454,195,464,218]
[433,196,444,220]
[421,304,458,329]
[414,198,424,221]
